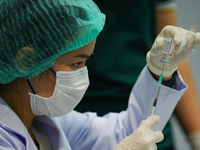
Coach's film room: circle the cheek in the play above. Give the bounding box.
[30,70,56,98]
[41,73,56,98]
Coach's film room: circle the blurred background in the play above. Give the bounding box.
[172,0,200,149]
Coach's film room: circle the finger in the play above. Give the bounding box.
[144,115,160,129]
[173,31,188,55]
[190,32,200,49]
[162,26,182,45]
[149,143,158,150]
[153,130,164,143]
[186,32,196,48]
[195,32,200,45]
[154,37,164,52]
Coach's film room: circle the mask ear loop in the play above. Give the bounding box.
[50,68,56,75]
[27,68,56,94]
[27,79,35,94]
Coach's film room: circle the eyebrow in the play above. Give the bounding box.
[74,52,94,58]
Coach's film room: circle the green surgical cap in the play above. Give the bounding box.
[0,0,105,84]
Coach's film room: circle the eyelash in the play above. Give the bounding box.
[74,62,83,68]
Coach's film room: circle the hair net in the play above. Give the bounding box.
[0,0,105,84]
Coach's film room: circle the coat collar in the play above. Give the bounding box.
[0,97,71,149]
[0,97,56,136]
[0,97,27,137]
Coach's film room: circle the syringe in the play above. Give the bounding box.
[150,72,163,116]
[151,38,174,116]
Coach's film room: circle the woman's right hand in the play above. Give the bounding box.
[114,115,164,150]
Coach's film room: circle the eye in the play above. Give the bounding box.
[74,62,83,68]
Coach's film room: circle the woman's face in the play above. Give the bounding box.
[28,39,96,98]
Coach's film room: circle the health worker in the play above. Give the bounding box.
[0,0,199,149]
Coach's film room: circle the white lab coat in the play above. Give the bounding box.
[0,66,187,150]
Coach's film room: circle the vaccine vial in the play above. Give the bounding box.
[160,38,175,65]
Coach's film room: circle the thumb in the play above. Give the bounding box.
[153,130,164,143]
[144,115,160,129]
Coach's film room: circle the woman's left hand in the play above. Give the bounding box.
[146,25,200,77]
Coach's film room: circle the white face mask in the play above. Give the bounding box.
[29,66,89,117]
